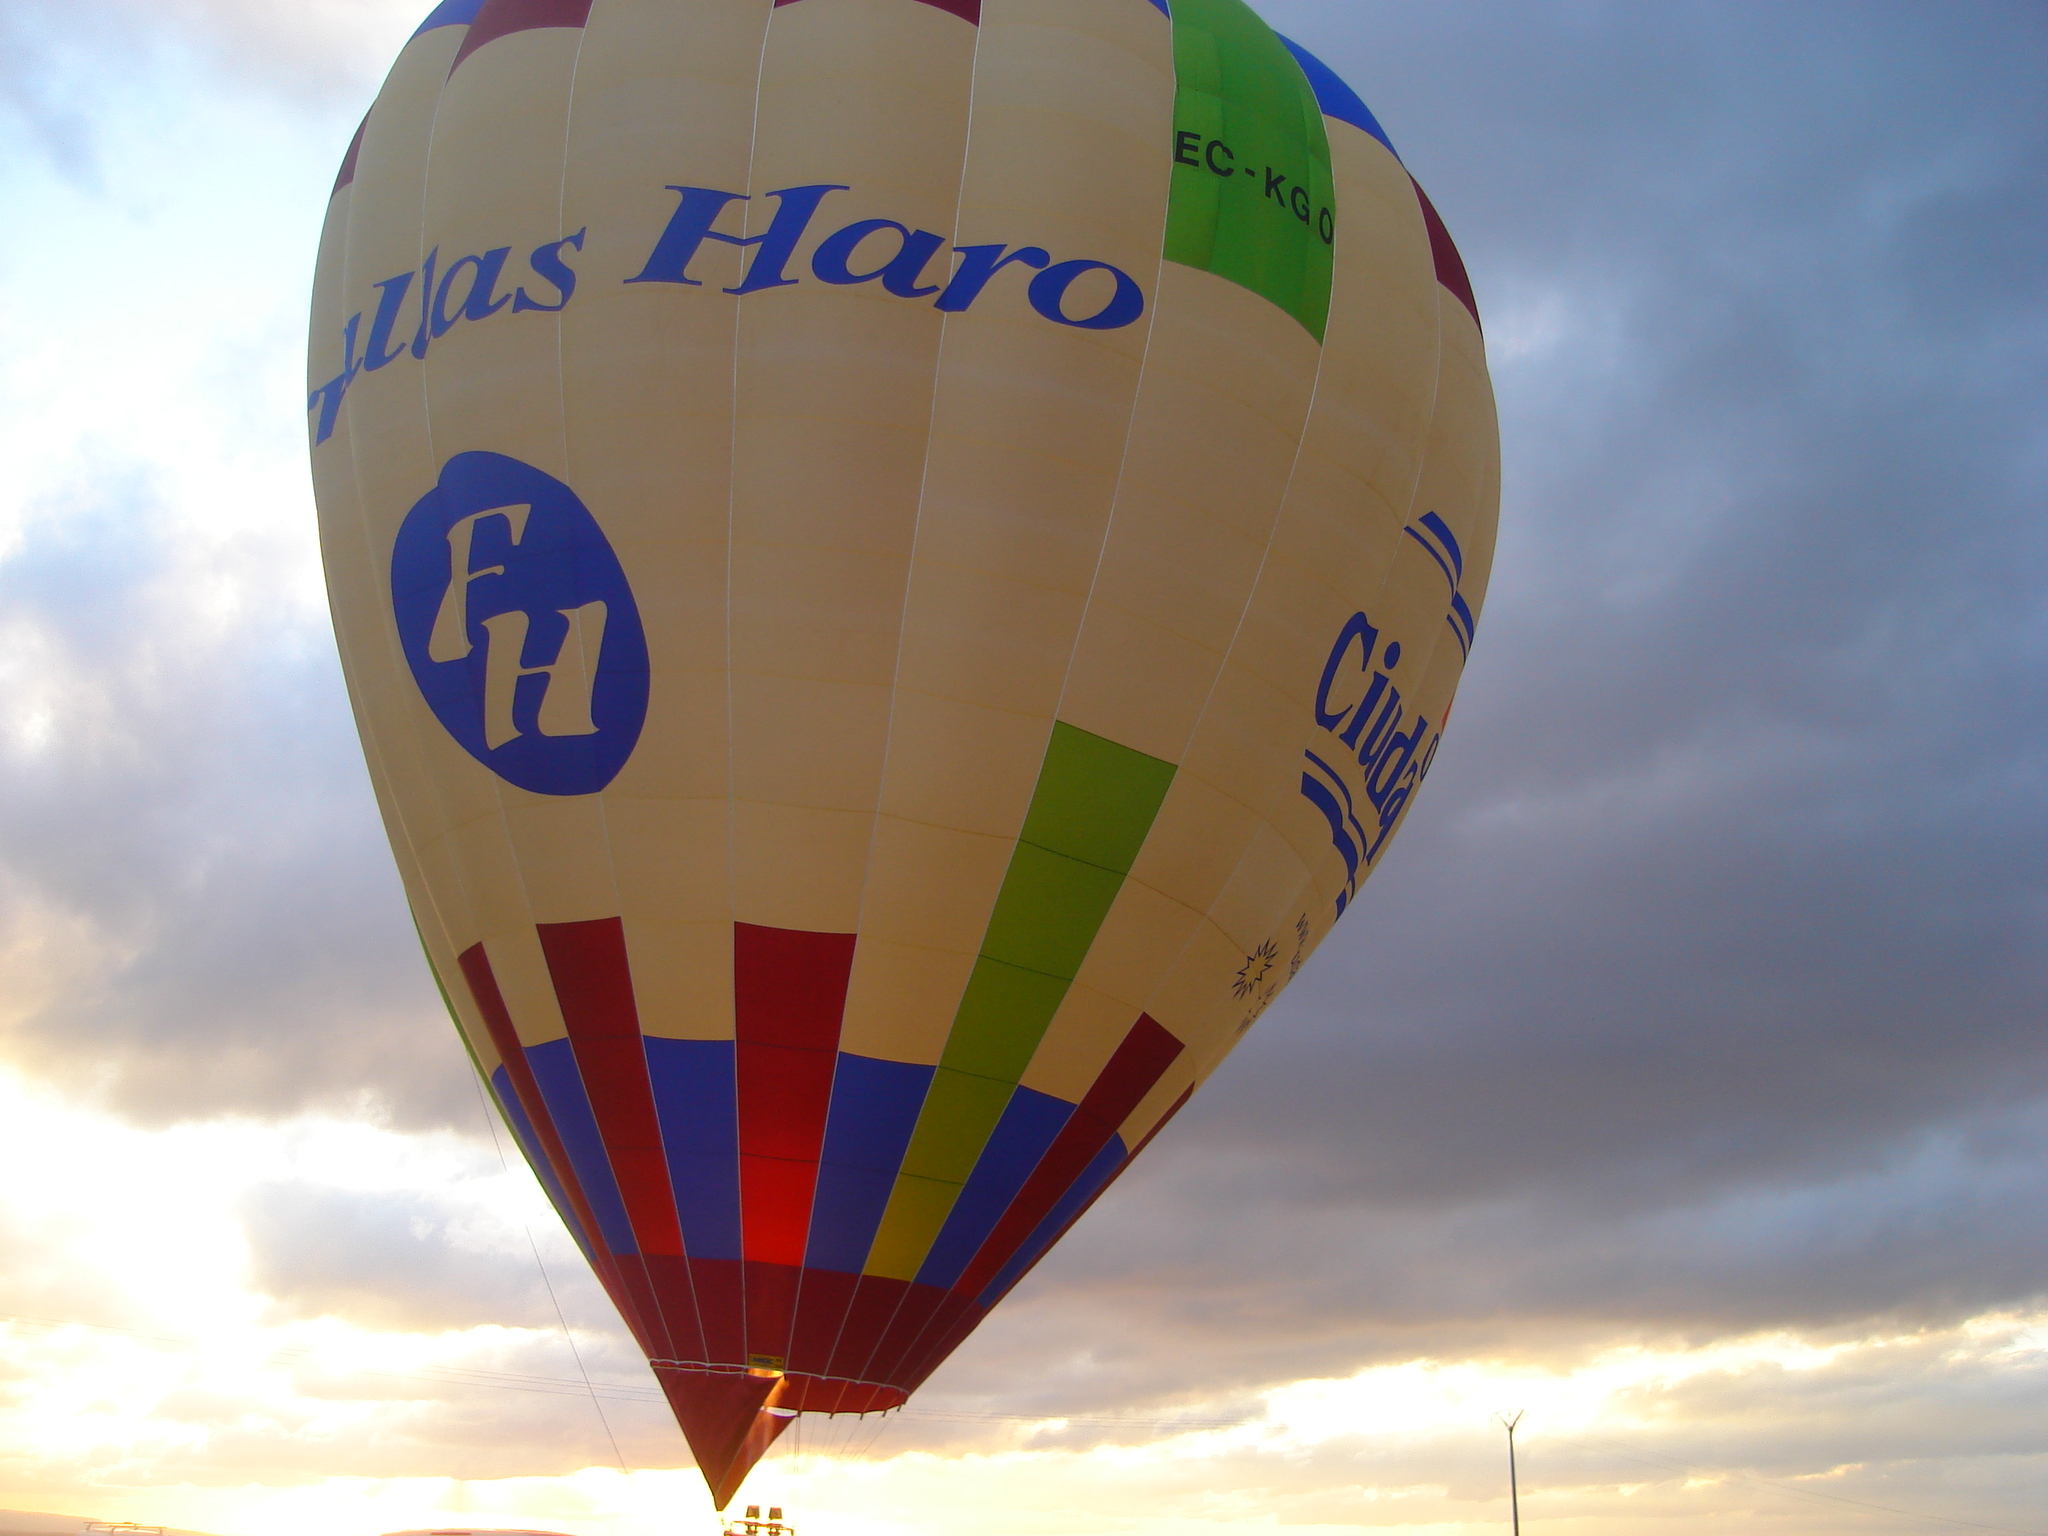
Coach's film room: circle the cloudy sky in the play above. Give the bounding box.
[0,2,2044,1534]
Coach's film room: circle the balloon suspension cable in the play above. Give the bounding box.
[736,1394,900,1525]
[470,1069,631,1475]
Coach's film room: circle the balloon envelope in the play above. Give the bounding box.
[308,0,1497,1507]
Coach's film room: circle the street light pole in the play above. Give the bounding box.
[1495,1412,1524,1536]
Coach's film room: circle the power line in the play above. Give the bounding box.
[897,1409,1256,1429]
[0,1311,666,1403]
[0,1309,1270,1432]
[0,1311,1245,1425]
[467,1067,631,1473]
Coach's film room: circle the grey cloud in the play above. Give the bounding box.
[240,1179,554,1332]
[0,464,473,1127]
[0,0,465,1130]
[2,0,415,119]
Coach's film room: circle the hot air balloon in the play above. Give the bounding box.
[307,0,1497,1508]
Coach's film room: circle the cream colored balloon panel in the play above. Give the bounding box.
[1058,269,1322,768]
[315,28,507,1043]
[415,31,598,959]
[333,65,508,978]
[559,3,773,1042]
[324,26,469,911]
[313,159,492,1065]
[1073,120,1430,1094]
[854,201,1326,1282]
[842,0,1175,1072]
[721,5,973,939]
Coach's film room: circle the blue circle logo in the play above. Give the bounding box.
[391,451,648,796]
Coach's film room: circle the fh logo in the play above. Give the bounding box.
[392,452,648,796]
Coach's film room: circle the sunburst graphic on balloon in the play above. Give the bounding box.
[1233,938,1280,999]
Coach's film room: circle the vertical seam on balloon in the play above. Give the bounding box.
[969,1083,1190,1319]
[1269,193,1451,919]
[1056,115,1380,1154]
[1106,124,1352,1129]
[1005,77,1341,1173]
[1042,250,1174,744]
[1297,255,1456,896]
[340,29,476,1099]
[720,0,783,1366]
[857,5,1185,1389]
[882,1012,1178,1382]
[816,2,993,1403]
[414,16,452,553]
[547,6,695,1390]
[328,124,435,1030]
[855,1,1182,1386]
[949,1015,1178,1296]
[1129,150,1454,1088]
[439,18,677,1372]
[346,39,451,903]
[1390,210,1448,583]
[417,14,524,1122]
[859,96,1182,1295]
[982,0,1182,1124]
[1358,279,1464,774]
[412,31,501,989]
[1081,146,1344,1124]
